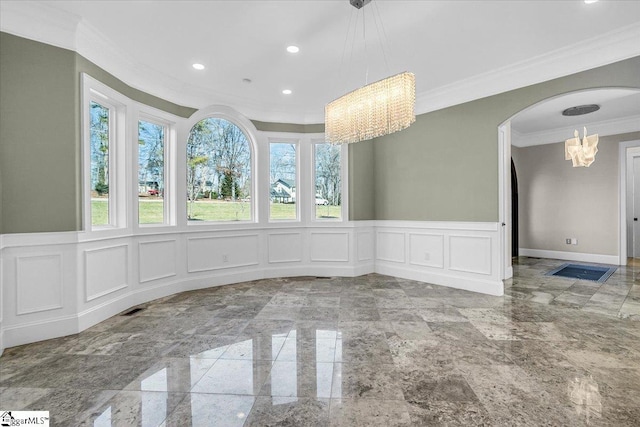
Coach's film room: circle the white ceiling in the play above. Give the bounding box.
[2,0,640,126]
[511,88,640,147]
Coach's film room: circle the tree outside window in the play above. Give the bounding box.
[315,143,342,219]
[138,120,165,224]
[90,101,110,226]
[187,118,252,221]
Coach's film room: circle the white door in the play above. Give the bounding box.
[633,157,640,257]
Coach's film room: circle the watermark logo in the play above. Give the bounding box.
[0,411,49,427]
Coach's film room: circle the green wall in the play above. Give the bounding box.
[1,33,79,233]
[75,56,197,119]
[1,30,638,232]
[348,141,375,220]
[251,120,324,134]
[0,32,195,233]
[372,56,640,221]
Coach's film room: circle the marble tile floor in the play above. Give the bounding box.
[0,256,638,426]
[507,257,640,320]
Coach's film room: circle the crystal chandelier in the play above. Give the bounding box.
[326,72,415,144]
[325,0,416,144]
[565,127,599,167]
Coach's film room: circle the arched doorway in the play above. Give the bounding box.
[499,88,640,277]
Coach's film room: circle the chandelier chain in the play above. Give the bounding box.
[325,0,416,144]
[372,0,391,75]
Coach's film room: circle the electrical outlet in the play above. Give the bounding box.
[571,238,578,245]
[566,238,571,244]
[222,254,229,263]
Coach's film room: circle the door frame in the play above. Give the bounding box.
[619,140,640,261]
[499,89,639,272]
[498,121,512,280]
[511,158,519,257]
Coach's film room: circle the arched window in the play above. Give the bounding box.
[186,118,252,222]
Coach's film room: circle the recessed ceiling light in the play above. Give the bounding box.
[584,0,598,4]
[192,63,205,70]
[282,89,292,95]
[286,45,300,53]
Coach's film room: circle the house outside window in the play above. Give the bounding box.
[138,119,166,224]
[270,142,298,220]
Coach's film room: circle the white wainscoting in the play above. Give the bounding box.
[16,254,64,315]
[449,235,492,275]
[139,239,177,283]
[84,244,129,301]
[0,220,506,352]
[374,221,503,296]
[267,232,303,264]
[376,231,405,263]
[356,231,374,262]
[409,233,444,268]
[310,232,349,262]
[187,234,260,273]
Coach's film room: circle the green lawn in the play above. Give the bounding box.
[269,203,341,220]
[139,200,165,224]
[188,200,251,221]
[91,199,341,224]
[91,199,108,225]
[270,203,297,220]
[314,204,342,220]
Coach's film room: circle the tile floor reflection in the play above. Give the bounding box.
[1,257,639,426]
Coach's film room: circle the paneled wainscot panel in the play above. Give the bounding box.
[85,245,129,301]
[139,240,177,283]
[409,233,444,268]
[376,231,405,263]
[310,232,349,262]
[268,233,303,264]
[16,254,63,315]
[357,231,374,262]
[449,235,492,275]
[187,234,260,272]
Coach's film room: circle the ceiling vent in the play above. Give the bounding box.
[562,104,600,116]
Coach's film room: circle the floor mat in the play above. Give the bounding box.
[545,263,617,283]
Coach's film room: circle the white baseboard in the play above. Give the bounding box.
[2,314,79,348]
[519,248,620,265]
[3,262,376,350]
[375,264,504,297]
[504,266,513,280]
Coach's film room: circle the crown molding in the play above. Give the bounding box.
[512,114,640,148]
[74,19,324,124]
[2,2,639,124]
[0,1,79,50]
[415,23,640,115]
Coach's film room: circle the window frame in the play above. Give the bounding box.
[268,138,301,222]
[311,140,348,222]
[82,74,128,231]
[185,112,257,225]
[136,111,176,228]
[81,76,350,232]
